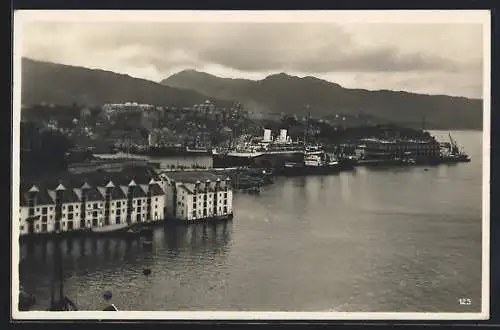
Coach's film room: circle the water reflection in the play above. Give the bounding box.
[20,221,233,310]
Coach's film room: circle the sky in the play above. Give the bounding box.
[18,11,487,99]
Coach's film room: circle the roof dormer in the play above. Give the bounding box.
[55,183,66,191]
[28,185,39,193]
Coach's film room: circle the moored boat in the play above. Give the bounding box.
[279,152,341,176]
[90,222,133,235]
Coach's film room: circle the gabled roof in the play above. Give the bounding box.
[37,189,55,205]
[131,185,147,198]
[62,189,80,203]
[86,187,104,201]
[179,184,194,194]
[150,183,164,196]
[110,187,126,199]
[19,166,162,203]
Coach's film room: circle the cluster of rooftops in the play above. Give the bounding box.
[19,166,233,206]
[19,166,165,206]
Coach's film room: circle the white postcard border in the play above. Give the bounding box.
[11,9,491,321]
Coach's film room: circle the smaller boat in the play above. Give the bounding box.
[90,222,132,235]
[439,134,471,163]
[124,227,142,239]
[281,152,341,176]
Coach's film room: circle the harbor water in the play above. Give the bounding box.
[19,131,484,312]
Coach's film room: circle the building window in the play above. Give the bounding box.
[92,219,98,226]
[68,222,73,230]
[49,206,53,210]
[68,205,74,212]
[20,225,24,231]
[224,192,227,198]
[63,206,66,210]
[41,224,47,232]
[116,201,121,207]
[155,198,158,202]
[94,203,98,209]
[224,207,227,213]
[75,205,79,209]
[93,211,97,217]
[42,215,48,223]
[111,202,115,206]
[116,209,121,215]
[138,200,142,206]
[42,207,47,214]
[68,213,73,220]
[36,208,40,212]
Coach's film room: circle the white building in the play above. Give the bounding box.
[279,129,288,143]
[263,128,272,142]
[159,171,233,223]
[19,167,165,236]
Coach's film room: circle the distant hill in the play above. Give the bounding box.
[162,70,483,130]
[20,58,234,108]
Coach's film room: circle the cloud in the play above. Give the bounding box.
[19,21,484,98]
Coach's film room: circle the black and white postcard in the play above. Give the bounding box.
[11,10,491,320]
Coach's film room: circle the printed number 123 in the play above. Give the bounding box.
[459,298,472,305]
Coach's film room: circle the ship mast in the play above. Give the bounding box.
[304,104,310,148]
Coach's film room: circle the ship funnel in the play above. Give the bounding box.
[279,129,288,143]
[263,129,272,142]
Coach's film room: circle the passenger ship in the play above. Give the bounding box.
[212,129,317,168]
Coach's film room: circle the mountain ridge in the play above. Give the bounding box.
[20,58,234,108]
[19,58,483,129]
[162,69,482,129]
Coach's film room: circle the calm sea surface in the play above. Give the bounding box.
[19,131,484,312]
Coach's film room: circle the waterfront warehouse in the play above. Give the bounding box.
[160,171,234,223]
[18,166,165,236]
